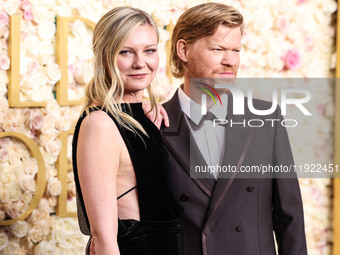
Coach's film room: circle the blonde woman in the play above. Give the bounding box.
[72,7,183,255]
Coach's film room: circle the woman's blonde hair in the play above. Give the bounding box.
[84,6,159,136]
[170,3,244,78]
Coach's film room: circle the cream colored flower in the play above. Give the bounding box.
[0,169,16,186]
[48,196,58,207]
[4,202,20,219]
[10,220,30,238]
[19,176,37,194]
[37,23,56,40]
[23,158,39,176]
[38,198,53,213]
[0,232,9,251]
[27,226,43,244]
[45,138,62,157]
[47,177,62,196]
[46,63,61,85]
[34,240,56,255]
[70,20,88,38]
[3,0,20,16]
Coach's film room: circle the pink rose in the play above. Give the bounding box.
[297,0,307,4]
[0,53,10,70]
[283,49,301,70]
[29,110,44,130]
[0,11,9,26]
[27,60,39,75]
[23,10,33,21]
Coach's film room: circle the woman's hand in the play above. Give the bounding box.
[142,100,169,129]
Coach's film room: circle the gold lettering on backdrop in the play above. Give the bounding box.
[8,15,46,107]
[56,129,76,217]
[56,17,95,106]
[0,132,46,225]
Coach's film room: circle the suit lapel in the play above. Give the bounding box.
[204,94,255,222]
[162,90,216,197]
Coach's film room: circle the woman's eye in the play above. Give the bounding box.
[146,49,157,53]
[119,50,132,55]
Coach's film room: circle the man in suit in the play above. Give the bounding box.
[161,3,307,255]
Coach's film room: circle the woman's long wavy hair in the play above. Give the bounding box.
[83,6,159,136]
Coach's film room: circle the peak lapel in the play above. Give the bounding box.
[204,94,255,222]
[162,90,215,197]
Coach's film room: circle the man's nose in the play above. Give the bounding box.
[132,53,146,69]
[221,51,237,67]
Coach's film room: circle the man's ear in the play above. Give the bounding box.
[176,39,189,62]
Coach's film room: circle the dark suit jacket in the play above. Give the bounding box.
[161,90,307,255]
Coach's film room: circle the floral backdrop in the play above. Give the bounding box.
[0,0,337,254]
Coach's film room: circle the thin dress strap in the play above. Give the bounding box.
[117,185,137,200]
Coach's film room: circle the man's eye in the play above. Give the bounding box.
[234,49,241,53]
[213,48,223,51]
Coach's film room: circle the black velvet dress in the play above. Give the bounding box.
[72,103,183,255]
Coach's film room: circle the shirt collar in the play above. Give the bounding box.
[178,86,228,125]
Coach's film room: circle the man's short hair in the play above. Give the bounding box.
[170,2,244,78]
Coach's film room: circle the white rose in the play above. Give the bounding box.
[55,117,72,131]
[4,0,20,16]
[38,198,53,213]
[7,184,23,202]
[19,176,36,194]
[45,139,62,157]
[0,69,9,84]
[29,209,50,226]
[71,20,88,38]
[0,190,9,203]
[47,177,62,196]
[10,221,30,238]
[51,228,67,246]
[46,63,61,85]
[40,128,60,145]
[28,110,44,130]
[0,83,7,97]
[27,226,43,244]
[23,158,38,176]
[0,232,9,251]
[4,202,20,219]
[48,196,57,207]
[41,115,57,133]
[0,169,16,186]
[32,5,55,23]
[37,23,56,39]
[34,240,56,255]
[74,65,93,85]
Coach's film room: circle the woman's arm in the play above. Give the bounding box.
[77,111,122,255]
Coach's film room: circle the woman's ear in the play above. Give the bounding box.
[176,39,189,63]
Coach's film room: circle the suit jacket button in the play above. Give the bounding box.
[180,193,190,201]
[247,186,255,192]
[204,228,211,235]
[236,225,244,232]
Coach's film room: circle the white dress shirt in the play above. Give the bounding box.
[178,87,228,179]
